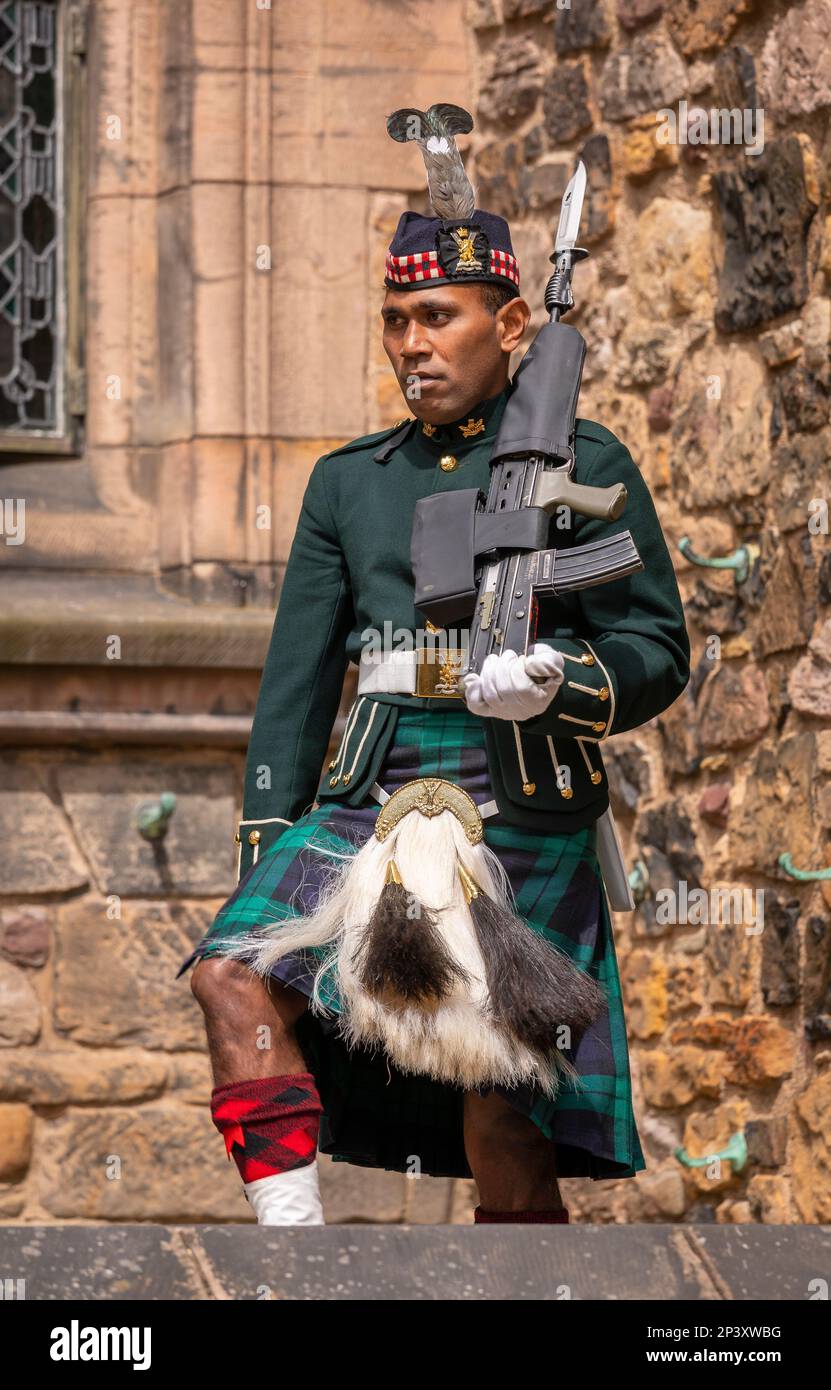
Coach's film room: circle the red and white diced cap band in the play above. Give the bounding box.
[385,246,520,289]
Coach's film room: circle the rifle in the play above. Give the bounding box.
[410,161,645,680]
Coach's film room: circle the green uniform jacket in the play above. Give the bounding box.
[235,383,690,879]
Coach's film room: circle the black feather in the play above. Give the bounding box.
[425,103,473,138]
[386,103,473,144]
[386,106,426,142]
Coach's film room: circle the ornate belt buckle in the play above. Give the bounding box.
[414,623,466,699]
[414,648,466,698]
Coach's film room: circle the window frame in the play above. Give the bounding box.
[0,0,87,457]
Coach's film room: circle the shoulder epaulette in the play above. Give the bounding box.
[372,416,417,463]
[322,418,416,464]
[575,418,619,448]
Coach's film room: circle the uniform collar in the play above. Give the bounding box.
[416,383,510,448]
[372,382,512,465]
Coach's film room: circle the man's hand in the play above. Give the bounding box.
[459,643,565,721]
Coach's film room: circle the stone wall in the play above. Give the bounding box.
[465,0,831,1222]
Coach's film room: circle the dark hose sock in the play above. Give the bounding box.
[473,1204,570,1224]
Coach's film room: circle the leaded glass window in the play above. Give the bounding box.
[0,0,85,453]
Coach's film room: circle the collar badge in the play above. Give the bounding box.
[459,417,485,437]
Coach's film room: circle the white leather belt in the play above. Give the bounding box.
[358,649,465,700]
[358,649,419,694]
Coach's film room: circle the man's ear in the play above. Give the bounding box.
[496,296,531,354]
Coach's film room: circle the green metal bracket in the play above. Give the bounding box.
[675,1130,748,1173]
[628,858,649,905]
[678,537,759,587]
[136,791,177,842]
[778,852,831,882]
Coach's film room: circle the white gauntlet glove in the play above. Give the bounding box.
[459,643,565,722]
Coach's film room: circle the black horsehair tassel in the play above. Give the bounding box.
[352,858,471,1004]
[457,862,607,1054]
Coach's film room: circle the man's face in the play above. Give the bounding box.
[381,284,527,425]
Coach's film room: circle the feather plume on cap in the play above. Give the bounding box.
[386,103,476,220]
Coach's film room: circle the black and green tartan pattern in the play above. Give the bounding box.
[177,706,646,1182]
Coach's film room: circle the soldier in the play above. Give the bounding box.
[177,105,690,1226]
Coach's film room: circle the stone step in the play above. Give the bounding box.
[0,1223,828,1301]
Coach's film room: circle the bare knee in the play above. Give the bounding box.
[190,955,307,1027]
[190,955,260,1012]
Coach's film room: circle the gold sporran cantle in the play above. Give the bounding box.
[222,777,606,1098]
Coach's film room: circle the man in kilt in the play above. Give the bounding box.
[177,105,690,1226]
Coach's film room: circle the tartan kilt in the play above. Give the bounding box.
[177,708,646,1183]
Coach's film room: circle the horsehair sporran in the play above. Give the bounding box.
[219,777,607,1097]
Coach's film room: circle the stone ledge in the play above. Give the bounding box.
[0,1223,828,1300]
[0,711,253,746]
[0,575,274,669]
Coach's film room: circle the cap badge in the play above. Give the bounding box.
[436,222,489,277]
[453,227,483,271]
